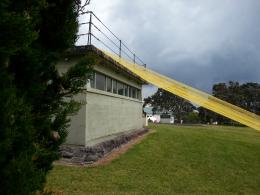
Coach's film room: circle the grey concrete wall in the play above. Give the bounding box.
[160,118,172,124]
[84,63,143,146]
[57,54,144,146]
[85,90,143,146]
[65,93,86,146]
[56,58,87,146]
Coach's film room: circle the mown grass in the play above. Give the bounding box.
[46,124,260,194]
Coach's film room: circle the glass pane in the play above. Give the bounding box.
[118,82,124,95]
[137,89,141,100]
[106,77,112,92]
[90,72,95,88]
[112,80,117,94]
[132,88,137,98]
[129,87,132,97]
[95,72,106,91]
[124,85,128,97]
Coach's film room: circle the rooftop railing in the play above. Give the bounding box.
[77,11,146,67]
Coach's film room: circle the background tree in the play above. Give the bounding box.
[184,112,200,124]
[199,81,260,125]
[0,0,93,194]
[144,88,195,122]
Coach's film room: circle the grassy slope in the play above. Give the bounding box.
[46,125,260,194]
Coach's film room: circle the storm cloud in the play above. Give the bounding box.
[81,0,260,97]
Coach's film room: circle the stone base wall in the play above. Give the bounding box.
[59,128,148,164]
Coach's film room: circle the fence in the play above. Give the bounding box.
[77,11,146,67]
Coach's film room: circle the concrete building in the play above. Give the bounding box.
[57,45,148,163]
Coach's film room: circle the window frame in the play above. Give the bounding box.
[106,76,112,93]
[90,71,141,100]
[95,72,106,91]
[90,72,96,88]
[117,81,124,96]
[112,79,117,94]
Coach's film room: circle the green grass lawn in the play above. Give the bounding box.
[46,125,260,194]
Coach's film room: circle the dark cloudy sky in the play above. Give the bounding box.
[78,0,260,98]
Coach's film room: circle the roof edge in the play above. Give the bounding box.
[65,45,148,85]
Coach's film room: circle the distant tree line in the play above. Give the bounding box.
[144,88,196,123]
[144,82,260,125]
[199,82,260,125]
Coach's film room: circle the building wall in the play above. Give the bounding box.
[56,54,144,146]
[66,93,86,146]
[56,57,87,146]
[160,117,174,124]
[85,63,143,146]
[85,90,143,146]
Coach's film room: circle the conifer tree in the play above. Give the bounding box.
[0,1,93,194]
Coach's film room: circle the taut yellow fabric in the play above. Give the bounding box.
[102,49,260,131]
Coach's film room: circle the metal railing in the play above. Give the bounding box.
[77,11,146,67]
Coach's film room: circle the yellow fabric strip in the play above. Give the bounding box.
[101,49,260,131]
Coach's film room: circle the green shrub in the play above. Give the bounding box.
[0,1,92,194]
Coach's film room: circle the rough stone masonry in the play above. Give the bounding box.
[59,128,149,164]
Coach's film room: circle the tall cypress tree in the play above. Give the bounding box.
[0,1,93,194]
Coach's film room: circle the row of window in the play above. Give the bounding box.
[90,72,142,100]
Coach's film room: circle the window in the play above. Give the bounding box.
[137,89,141,100]
[95,72,106,91]
[112,79,117,94]
[117,81,124,95]
[90,71,141,100]
[106,77,112,92]
[132,88,137,98]
[129,87,132,98]
[90,72,95,88]
[124,85,128,97]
